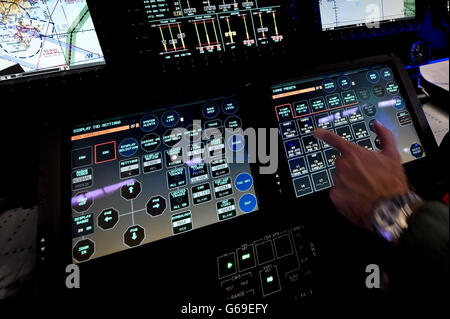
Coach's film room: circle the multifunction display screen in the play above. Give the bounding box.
[70,96,258,263]
[0,0,105,81]
[144,0,284,59]
[272,64,425,198]
[319,0,416,31]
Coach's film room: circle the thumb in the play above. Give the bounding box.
[374,121,399,159]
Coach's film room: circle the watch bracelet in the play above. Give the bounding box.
[372,191,424,242]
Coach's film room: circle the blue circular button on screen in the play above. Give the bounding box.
[394,97,405,110]
[161,110,180,128]
[235,173,253,192]
[239,194,257,213]
[367,70,380,84]
[119,138,139,157]
[381,68,393,81]
[222,99,239,115]
[202,102,220,119]
[337,76,352,90]
[228,134,246,152]
[410,143,424,158]
[140,114,158,132]
[322,79,337,93]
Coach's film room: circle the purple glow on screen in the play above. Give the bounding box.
[186,157,203,166]
[318,115,334,124]
[378,99,396,108]
[71,179,136,206]
[342,107,358,117]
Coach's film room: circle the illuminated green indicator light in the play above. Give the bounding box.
[227,262,233,269]
[266,276,274,283]
[242,253,251,261]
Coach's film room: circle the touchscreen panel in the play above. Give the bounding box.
[271,64,425,198]
[70,96,258,263]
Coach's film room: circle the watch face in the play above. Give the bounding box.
[373,202,408,242]
[373,193,423,242]
[380,208,396,226]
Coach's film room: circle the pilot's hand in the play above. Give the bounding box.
[314,121,410,232]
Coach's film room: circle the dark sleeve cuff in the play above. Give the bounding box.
[400,201,449,258]
[393,201,449,295]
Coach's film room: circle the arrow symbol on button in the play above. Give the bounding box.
[105,216,112,222]
[153,203,160,209]
[131,232,138,240]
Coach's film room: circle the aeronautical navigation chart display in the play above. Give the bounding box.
[0,0,105,81]
[272,64,425,198]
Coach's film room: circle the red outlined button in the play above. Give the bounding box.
[95,141,117,164]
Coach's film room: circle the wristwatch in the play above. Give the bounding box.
[372,192,424,243]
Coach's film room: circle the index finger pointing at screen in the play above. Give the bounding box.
[313,128,355,154]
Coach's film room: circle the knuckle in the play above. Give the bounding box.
[335,158,349,171]
[346,149,359,161]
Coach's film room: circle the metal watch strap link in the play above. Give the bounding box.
[372,192,424,243]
